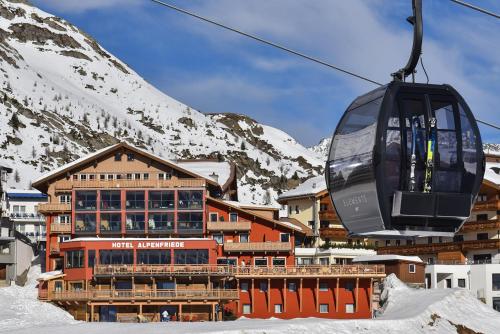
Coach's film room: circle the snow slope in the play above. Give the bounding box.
[3,267,500,334]
[0,0,324,204]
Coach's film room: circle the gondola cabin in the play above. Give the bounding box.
[326,81,485,237]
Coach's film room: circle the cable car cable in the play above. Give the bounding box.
[150,0,382,86]
[150,0,500,131]
[450,0,500,20]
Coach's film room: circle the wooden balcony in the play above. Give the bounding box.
[50,223,72,234]
[206,221,251,232]
[94,264,236,277]
[54,178,205,190]
[319,211,338,221]
[320,227,347,239]
[49,244,60,255]
[377,239,500,256]
[223,242,291,253]
[460,218,500,232]
[38,203,71,213]
[473,200,500,211]
[42,289,238,302]
[234,264,386,278]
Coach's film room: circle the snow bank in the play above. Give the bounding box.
[0,263,77,333]
[3,271,500,334]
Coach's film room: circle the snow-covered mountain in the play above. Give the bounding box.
[0,0,325,204]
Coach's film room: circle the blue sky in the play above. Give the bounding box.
[32,0,500,147]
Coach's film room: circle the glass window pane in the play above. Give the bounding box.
[101,191,121,210]
[75,191,97,210]
[148,213,174,232]
[75,213,96,233]
[433,101,455,130]
[178,190,203,209]
[126,191,145,210]
[126,213,145,232]
[100,213,121,232]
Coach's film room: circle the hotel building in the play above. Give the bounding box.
[33,142,385,322]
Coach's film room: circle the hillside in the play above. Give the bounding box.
[0,0,324,204]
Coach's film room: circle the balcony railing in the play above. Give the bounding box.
[319,227,347,239]
[43,289,238,302]
[9,213,45,221]
[377,239,500,255]
[94,264,236,277]
[38,203,71,213]
[50,223,72,234]
[473,199,500,211]
[207,221,251,231]
[54,178,206,190]
[460,218,500,232]
[234,264,386,278]
[318,211,338,221]
[224,242,291,252]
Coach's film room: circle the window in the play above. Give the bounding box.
[100,174,106,180]
[107,174,114,181]
[288,206,292,215]
[477,233,489,241]
[156,281,175,290]
[59,194,71,204]
[217,258,237,266]
[58,215,71,224]
[319,282,329,291]
[295,205,299,214]
[127,173,133,180]
[158,172,172,180]
[274,304,282,313]
[174,249,209,264]
[493,298,500,312]
[75,213,96,233]
[99,250,133,265]
[473,254,492,264]
[409,264,416,273]
[69,282,83,291]
[446,279,452,288]
[114,153,122,161]
[280,233,290,243]
[272,258,286,266]
[135,173,141,180]
[241,282,249,292]
[288,282,297,292]
[209,213,218,222]
[178,190,203,209]
[385,240,391,246]
[458,279,466,288]
[229,213,238,222]
[320,304,329,313]
[100,213,121,232]
[259,281,268,292]
[406,239,414,245]
[320,203,328,211]
[345,281,354,292]
[65,250,84,269]
[80,174,87,181]
[148,213,174,232]
[213,234,223,244]
[319,257,329,265]
[126,191,145,209]
[396,240,401,246]
[477,214,488,221]
[493,274,500,291]
[88,250,95,268]
[477,193,487,202]
[75,191,97,210]
[143,173,149,180]
[59,235,70,243]
[127,153,134,161]
[177,212,203,233]
[101,191,121,210]
[427,258,435,264]
[126,213,145,232]
[243,304,251,315]
[149,191,174,209]
[239,233,249,243]
[115,174,122,180]
[345,304,354,313]
[137,250,171,264]
[255,258,268,266]
[89,174,96,180]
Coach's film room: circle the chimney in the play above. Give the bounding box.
[209,172,219,184]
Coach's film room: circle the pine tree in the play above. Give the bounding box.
[8,113,20,130]
[240,141,246,150]
[31,146,36,158]
[14,170,20,183]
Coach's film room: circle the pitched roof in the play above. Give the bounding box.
[207,197,307,234]
[352,254,423,263]
[279,217,313,236]
[484,162,500,189]
[32,142,220,188]
[278,175,326,202]
[177,160,235,191]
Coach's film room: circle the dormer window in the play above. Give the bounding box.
[127,153,135,161]
[114,153,122,161]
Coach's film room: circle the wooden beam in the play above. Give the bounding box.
[355,278,359,313]
[335,278,339,312]
[90,303,94,322]
[299,278,303,312]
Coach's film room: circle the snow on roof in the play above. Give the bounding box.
[37,270,64,281]
[177,161,232,187]
[484,162,500,186]
[295,247,376,257]
[223,200,280,210]
[352,254,423,263]
[278,175,326,201]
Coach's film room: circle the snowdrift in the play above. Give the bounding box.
[2,270,500,334]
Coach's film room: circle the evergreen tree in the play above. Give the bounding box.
[8,113,20,130]
[14,170,20,183]
[240,141,246,150]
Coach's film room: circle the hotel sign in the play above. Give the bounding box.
[111,241,186,249]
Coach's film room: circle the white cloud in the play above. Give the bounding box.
[32,0,142,13]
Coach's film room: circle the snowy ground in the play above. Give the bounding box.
[1,265,500,334]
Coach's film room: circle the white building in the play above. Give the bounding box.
[295,247,376,265]
[425,263,500,311]
[2,189,48,246]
